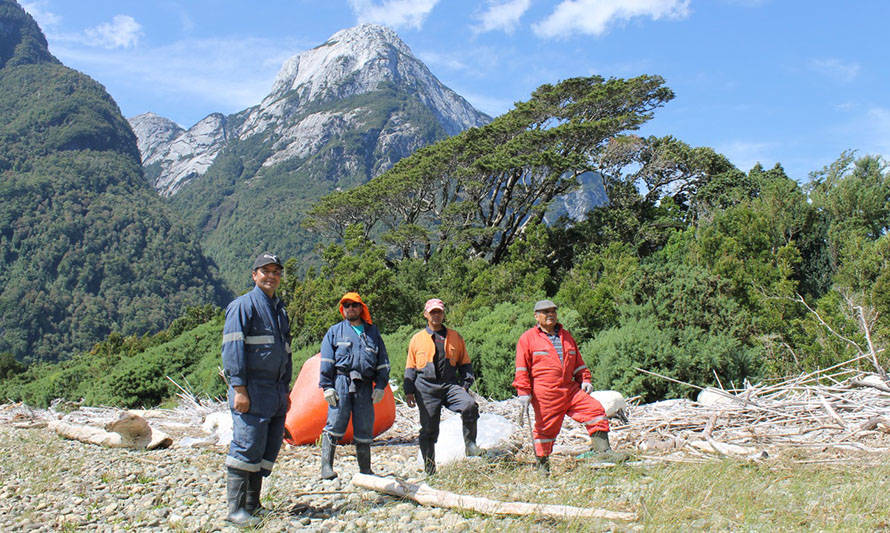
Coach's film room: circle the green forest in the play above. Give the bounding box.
[0,0,230,364]
[2,73,888,408]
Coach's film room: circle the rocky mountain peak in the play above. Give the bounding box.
[267,23,412,104]
[131,24,489,197]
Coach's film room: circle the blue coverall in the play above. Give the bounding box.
[319,320,390,443]
[222,285,292,475]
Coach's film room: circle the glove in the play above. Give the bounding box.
[323,388,339,407]
[581,382,594,394]
[372,388,384,404]
[517,395,531,426]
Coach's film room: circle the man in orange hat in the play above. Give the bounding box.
[318,292,390,479]
[405,298,482,475]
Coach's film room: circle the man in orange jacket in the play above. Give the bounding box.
[513,300,618,472]
[405,298,482,475]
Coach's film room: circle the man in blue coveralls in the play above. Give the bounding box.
[221,252,292,526]
[318,291,390,479]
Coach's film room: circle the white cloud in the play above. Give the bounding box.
[715,140,779,173]
[807,58,860,84]
[20,1,62,30]
[417,50,469,72]
[533,0,690,38]
[83,15,143,49]
[473,0,532,34]
[52,37,305,122]
[347,0,440,30]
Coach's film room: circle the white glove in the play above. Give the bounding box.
[519,395,531,408]
[581,382,594,394]
[372,388,385,404]
[517,395,531,426]
[323,388,339,407]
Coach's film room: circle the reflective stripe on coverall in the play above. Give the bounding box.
[513,325,608,457]
[222,286,293,474]
[319,320,390,443]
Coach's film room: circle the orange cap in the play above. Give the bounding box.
[338,292,372,324]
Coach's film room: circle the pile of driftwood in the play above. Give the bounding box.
[604,357,890,463]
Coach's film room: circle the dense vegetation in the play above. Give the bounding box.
[0,0,230,363]
[3,68,887,409]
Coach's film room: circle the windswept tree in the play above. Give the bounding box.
[306,74,677,262]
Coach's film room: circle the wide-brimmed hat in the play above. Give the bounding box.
[338,292,372,324]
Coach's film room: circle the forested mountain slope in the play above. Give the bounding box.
[0,0,230,363]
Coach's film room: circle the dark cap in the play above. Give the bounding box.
[252,252,283,271]
[533,299,558,312]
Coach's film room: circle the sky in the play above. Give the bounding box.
[19,0,890,183]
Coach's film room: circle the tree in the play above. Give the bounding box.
[306,75,676,263]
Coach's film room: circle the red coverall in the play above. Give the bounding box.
[513,325,609,457]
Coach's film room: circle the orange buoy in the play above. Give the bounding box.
[283,353,396,445]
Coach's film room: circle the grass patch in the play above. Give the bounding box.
[429,455,890,531]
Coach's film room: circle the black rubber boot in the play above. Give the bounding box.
[356,443,373,475]
[535,455,550,474]
[225,467,261,526]
[245,471,271,517]
[462,417,483,457]
[590,431,611,452]
[589,431,630,463]
[320,433,338,480]
[419,438,436,475]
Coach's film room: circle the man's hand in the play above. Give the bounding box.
[323,388,339,408]
[233,386,250,413]
[405,393,415,408]
[372,388,385,404]
[581,382,594,394]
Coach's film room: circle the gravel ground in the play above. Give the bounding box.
[0,397,588,532]
[0,422,543,532]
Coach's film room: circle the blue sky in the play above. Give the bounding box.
[20,0,890,183]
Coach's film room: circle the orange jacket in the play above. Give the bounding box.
[404,327,473,394]
[513,325,591,398]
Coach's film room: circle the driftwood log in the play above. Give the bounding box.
[49,411,171,450]
[351,473,635,522]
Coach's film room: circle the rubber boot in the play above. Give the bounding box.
[320,433,338,480]
[356,443,373,475]
[225,467,261,526]
[463,416,483,457]
[588,431,629,463]
[245,471,271,517]
[419,438,436,475]
[535,455,550,474]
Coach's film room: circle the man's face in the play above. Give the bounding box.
[342,300,363,321]
[535,307,558,329]
[425,308,444,329]
[252,265,282,296]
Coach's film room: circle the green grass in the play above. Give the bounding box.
[429,455,890,531]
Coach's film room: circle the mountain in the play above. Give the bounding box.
[544,171,609,224]
[0,0,231,363]
[131,24,491,289]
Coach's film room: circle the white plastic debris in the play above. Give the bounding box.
[421,412,517,467]
[696,387,737,407]
[589,390,627,418]
[201,411,233,446]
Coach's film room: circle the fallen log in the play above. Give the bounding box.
[49,411,171,450]
[351,473,635,522]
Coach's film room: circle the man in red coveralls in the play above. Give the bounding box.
[513,300,620,472]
